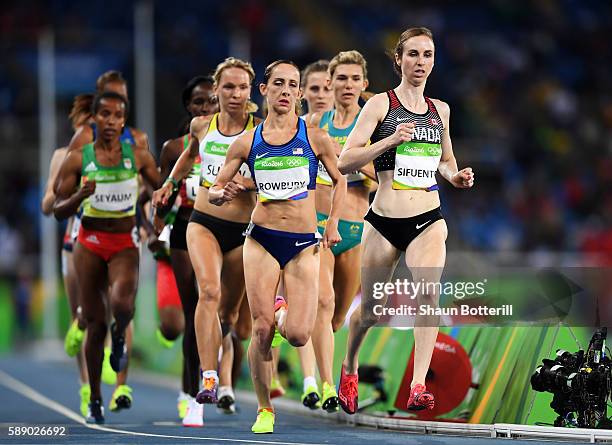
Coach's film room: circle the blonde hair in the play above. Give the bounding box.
[391,27,434,76]
[213,57,258,113]
[328,50,368,80]
[69,70,128,129]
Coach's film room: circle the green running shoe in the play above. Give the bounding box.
[79,384,91,417]
[101,347,117,386]
[301,384,321,409]
[64,320,85,357]
[251,408,274,434]
[109,384,133,412]
[156,328,175,349]
[321,381,339,413]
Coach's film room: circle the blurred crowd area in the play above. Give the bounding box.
[0,0,611,279]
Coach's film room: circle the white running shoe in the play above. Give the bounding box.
[216,385,236,414]
[182,398,204,427]
[177,391,190,419]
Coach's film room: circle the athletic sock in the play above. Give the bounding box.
[303,376,318,393]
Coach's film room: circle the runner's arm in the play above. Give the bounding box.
[435,101,474,188]
[53,150,92,220]
[338,94,396,172]
[154,117,210,204]
[313,128,347,248]
[41,147,67,215]
[209,133,251,205]
[154,138,182,217]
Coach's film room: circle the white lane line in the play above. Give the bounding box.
[0,369,324,445]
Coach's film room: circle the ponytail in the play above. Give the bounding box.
[69,93,94,129]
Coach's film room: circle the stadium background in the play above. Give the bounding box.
[0,0,610,427]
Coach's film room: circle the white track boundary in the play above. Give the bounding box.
[0,369,325,445]
[134,368,612,443]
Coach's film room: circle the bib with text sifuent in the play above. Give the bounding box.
[254,156,310,201]
[393,142,441,191]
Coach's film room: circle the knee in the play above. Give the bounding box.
[197,283,221,306]
[418,291,438,306]
[251,317,274,351]
[318,291,335,316]
[287,331,310,348]
[111,297,135,319]
[87,320,108,341]
[160,322,183,341]
[331,316,345,332]
[357,308,380,329]
[235,321,251,341]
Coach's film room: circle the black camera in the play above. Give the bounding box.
[531,327,611,428]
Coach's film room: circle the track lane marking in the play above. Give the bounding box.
[0,369,325,445]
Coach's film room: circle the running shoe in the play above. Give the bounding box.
[338,365,358,414]
[321,381,339,413]
[86,399,105,424]
[406,383,435,411]
[109,384,133,412]
[177,391,190,419]
[156,328,175,349]
[195,376,218,404]
[101,347,117,386]
[216,386,236,414]
[79,384,91,417]
[301,384,321,409]
[251,408,274,434]
[109,322,128,373]
[271,296,288,348]
[64,319,85,357]
[182,398,204,427]
[269,377,285,399]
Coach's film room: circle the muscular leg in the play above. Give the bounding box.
[171,248,199,397]
[243,237,281,410]
[116,322,133,386]
[297,341,316,383]
[73,243,108,401]
[332,245,362,331]
[405,220,447,387]
[108,249,139,386]
[311,248,335,385]
[63,249,88,384]
[218,246,247,388]
[108,249,139,334]
[232,296,251,387]
[187,223,223,374]
[344,222,399,373]
[159,306,184,341]
[282,245,320,347]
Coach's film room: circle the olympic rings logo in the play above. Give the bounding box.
[287,158,302,167]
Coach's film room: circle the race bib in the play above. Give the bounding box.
[316,161,332,186]
[255,156,310,201]
[90,177,138,212]
[185,175,199,201]
[200,141,251,188]
[70,214,82,241]
[393,142,441,190]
